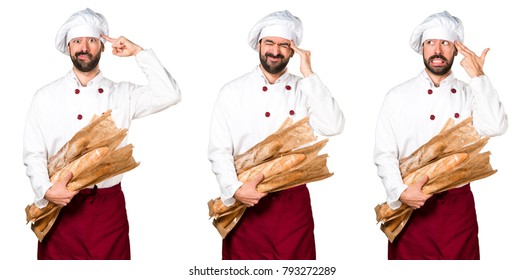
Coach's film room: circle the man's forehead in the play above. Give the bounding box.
[261,36,291,44]
[423,39,454,43]
[69,36,101,41]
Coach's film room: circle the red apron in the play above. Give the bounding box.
[222,184,316,260]
[388,184,480,260]
[37,183,131,260]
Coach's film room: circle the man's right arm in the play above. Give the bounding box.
[23,95,54,208]
[207,88,267,207]
[374,92,431,209]
[23,92,78,208]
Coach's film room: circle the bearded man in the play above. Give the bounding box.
[23,8,181,259]
[374,11,508,259]
[208,10,344,260]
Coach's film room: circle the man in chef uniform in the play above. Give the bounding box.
[208,10,344,260]
[374,11,508,259]
[23,8,181,259]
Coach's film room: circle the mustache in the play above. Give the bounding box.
[428,54,449,63]
[74,51,92,58]
[265,52,284,59]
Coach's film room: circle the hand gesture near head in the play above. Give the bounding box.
[455,41,490,78]
[101,34,144,57]
[290,40,314,77]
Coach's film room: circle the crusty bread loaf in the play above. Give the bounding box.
[25,202,59,224]
[234,141,283,174]
[50,147,108,185]
[234,117,316,174]
[25,110,140,242]
[375,203,410,223]
[208,199,244,219]
[403,153,468,185]
[399,136,446,175]
[209,117,333,239]
[375,117,497,243]
[256,170,306,193]
[213,206,247,239]
[237,153,306,183]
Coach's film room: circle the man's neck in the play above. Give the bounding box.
[425,69,451,87]
[73,67,100,87]
[259,64,286,84]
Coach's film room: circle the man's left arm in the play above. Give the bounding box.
[291,41,345,136]
[455,41,508,136]
[102,35,182,119]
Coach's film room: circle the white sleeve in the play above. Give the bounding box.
[469,75,508,136]
[207,87,243,206]
[23,93,52,208]
[128,49,182,119]
[298,74,345,136]
[373,92,407,209]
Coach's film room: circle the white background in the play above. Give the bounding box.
[1,0,522,279]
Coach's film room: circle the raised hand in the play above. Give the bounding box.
[101,34,144,57]
[455,41,489,78]
[290,40,314,77]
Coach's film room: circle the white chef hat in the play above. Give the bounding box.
[410,11,464,54]
[55,8,109,55]
[247,10,303,50]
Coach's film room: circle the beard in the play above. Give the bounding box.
[259,51,290,74]
[423,54,454,76]
[70,49,102,72]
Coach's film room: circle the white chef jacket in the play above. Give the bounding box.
[374,70,508,209]
[208,65,345,206]
[24,49,181,208]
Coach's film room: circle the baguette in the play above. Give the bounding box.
[67,145,139,191]
[234,140,283,174]
[237,153,306,183]
[381,209,413,243]
[403,153,468,185]
[208,199,244,218]
[234,117,316,173]
[383,213,407,233]
[256,170,305,193]
[47,111,114,174]
[422,152,496,194]
[47,137,90,178]
[25,202,59,224]
[213,206,247,239]
[399,136,447,175]
[375,203,410,223]
[50,147,109,184]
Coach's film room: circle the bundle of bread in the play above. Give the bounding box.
[208,117,333,238]
[374,117,497,242]
[25,110,140,241]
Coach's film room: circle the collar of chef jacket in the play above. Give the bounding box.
[254,65,292,85]
[67,69,105,88]
[419,69,457,88]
